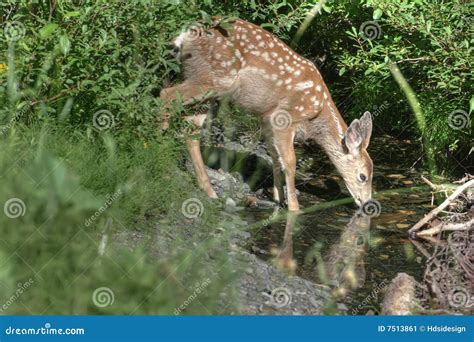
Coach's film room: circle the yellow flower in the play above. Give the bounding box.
[0,63,7,73]
[143,142,148,149]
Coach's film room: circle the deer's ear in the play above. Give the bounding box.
[359,111,373,149]
[343,119,363,155]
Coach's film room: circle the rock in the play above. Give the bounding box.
[337,303,349,311]
[245,196,277,209]
[225,197,237,211]
[381,273,417,315]
[386,174,405,179]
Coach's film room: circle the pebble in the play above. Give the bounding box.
[337,303,349,311]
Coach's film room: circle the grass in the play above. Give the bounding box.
[0,121,237,314]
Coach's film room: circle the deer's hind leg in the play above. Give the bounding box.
[263,123,285,206]
[272,128,299,212]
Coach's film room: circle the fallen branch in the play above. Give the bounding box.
[417,235,447,246]
[415,218,474,237]
[410,239,432,259]
[420,176,457,192]
[454,174,474,184]
[409,179,474,234]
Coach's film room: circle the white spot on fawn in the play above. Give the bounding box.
[295,81,314,91]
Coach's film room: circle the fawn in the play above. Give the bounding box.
[160,17,373,211]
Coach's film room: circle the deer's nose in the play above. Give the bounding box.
[171,46,180,58]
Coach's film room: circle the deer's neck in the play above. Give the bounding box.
[307,101,348,165]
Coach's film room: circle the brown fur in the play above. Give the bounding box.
[160,18,374,210]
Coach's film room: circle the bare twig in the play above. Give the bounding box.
[409,179,474,234]
[410,239,432,259]
[416,218,473,237]
[420,176,458,192]
[421,175,436,190]
[453,174,473,184]
[417,235,447,246]
[395,57,430,64]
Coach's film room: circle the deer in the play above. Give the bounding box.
[160,17,373,212]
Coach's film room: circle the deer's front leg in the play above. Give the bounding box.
[160,82,214,130]
[184,114,218,199]
[273,129,299,212]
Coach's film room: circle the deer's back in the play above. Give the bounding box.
[176,18,331,123]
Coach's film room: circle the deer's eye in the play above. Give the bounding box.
[358,173,367,182]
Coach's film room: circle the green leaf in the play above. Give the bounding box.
[426,20,432,33]
[322,3,332,13]
[59,35,71,55]
[219,21,232,30]
[373,9,383,20]
[200,11,211,25]
[39,23,59,39]
[64,11,80,18]
[469,96,474,114]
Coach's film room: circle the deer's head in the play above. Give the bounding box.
[172,24,213,61]
[337,112,373,206]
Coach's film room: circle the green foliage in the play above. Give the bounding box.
[295,0,472,172]
[0,121,238,314]
[0,0,243,314]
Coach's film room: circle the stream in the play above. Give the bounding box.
[204,134,435,314]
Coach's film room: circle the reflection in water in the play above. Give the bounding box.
[273,211,299,274]
[272,210,371,299]
[324,213,371,298]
